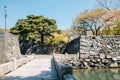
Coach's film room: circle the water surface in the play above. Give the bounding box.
[73,69,120,80]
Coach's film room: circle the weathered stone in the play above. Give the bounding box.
[107,45,111,49]
[80,46,89,50]
[80,54,89,59]
[99,53,105,59]
[106,55,112,59]
[97,59,101,62]
[109,63,118,68]
[112,57,118,61]
[94,56,99,59]
[89,51,96,56]
[80,50,85,53]
[73,61,80,67]
[102,59,111,65]
[94,64,101,67]
[117,56,120,60]
[65,53,69,60]
[80,42,88,46]
[91,59,97,63]
[89,62,95,67]
[84,59,90,62]
[83,62,87,65]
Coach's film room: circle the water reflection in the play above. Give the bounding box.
[73,69,120,80]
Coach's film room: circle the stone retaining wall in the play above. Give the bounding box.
[80,35,120,58]
[53,54,76,80]
[62,35,120,69]
[0,31,22,64]
[0,31,7,64]
[78,35,120,68]
[0,55,34,78]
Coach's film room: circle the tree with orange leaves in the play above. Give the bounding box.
[73,8,107,36]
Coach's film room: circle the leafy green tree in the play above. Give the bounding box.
[10,15,61,54]
[10,15,58,44]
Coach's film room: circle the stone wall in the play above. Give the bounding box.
[78,35,120,68]
[80,35,120,58]
[62,35,120,69]
[53,54,76,80]
[0,31,22,64]
[0,31,6,64]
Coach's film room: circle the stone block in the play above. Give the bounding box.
[80,42,88,46]
[80,50,85,53]
[80,54,89,59]
[106,55,112,59]
[89,51,97,56]
[112,57,118,61]
[117,56,120,60]
[99,53,105,59]
[84,59,90,62]
[109,63,118,68]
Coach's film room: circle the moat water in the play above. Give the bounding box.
[73,69,120,80]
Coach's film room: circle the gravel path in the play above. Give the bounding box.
[4,58,59,80]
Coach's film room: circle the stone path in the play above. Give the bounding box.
[4,58,59,80]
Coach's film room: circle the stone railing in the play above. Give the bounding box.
[0,55,34,77]
[53,54,76,80]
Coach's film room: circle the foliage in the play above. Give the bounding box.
[100,9,120,35]
[50,33,68,45]
[10,15,60,44]
[10,15,69,54]
[101,27,113,35]
[73,8,107,35]
[101,19,120,35]
[113,19,120,35]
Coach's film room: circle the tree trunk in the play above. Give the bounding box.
[40,32,44,44]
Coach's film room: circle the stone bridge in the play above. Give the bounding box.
[0,31,75,80]
[1,55,59,80]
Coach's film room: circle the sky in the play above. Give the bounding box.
[0,0,98,30]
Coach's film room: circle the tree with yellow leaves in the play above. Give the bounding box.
[73,8,107,35]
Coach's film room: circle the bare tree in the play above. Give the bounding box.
[96,0,120,11]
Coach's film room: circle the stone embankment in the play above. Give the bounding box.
[0,55,33,78]
[0,31,22,64]
[53,54,76,80]
[62,35,120,69]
